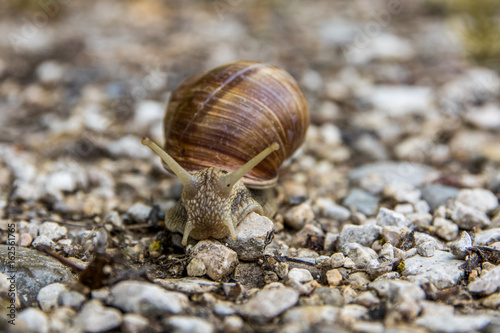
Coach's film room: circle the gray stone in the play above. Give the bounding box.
[36,60,66,84]
[37,283,66,311]
[284,203,315,230]
[416,301,491,333]
[108,135,154,159]
[449,231,472,259]
[122,314,149,333]
[75,299,122,333]
[155,277,240,294]
[239,283,299,323]
[456,188,498,212]
[383,182,421,204]
[58,289,86,309]
[468,266,500,295]
[349,162,436,190]
[17,308,49,333]
[32,235,56,249]
[224,212,274,261]
[466,103,500,130]
[315,198,351,221]
[127,202,152,223]
[110,280,189,316]
[191,240,238,280]
[474,228,500,246]
[417,241,436,257]
[337,224,382,250]
[0,245,75,308]
[433,217,459,241]
[163,316,214,333]
[381,225,407,247]
[449,200,490,229]
[342,243,378,269]
[343,189,379,216]
[404,250,464,289]
[376,208,411,228]
[421,184,459,211]
[287,268,313,283]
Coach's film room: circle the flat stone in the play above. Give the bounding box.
[224,212,274,261]
[337,224,382,250]
[404,250,464,289]
[191,240,238,280]
[75,299,122,333]
[468,266,500,295]
[110,280,189,316]
[239,283,299,323]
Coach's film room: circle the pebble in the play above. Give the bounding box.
[19,220,39,239]
[39,222,67,241]
[468,266,500,295]
[20,233,33,247]
[133,100,165,132]
[155,277,240,294]
[75,299,122,333]
[339,304,369,325]
[433,217,459,241]
[239,283,299,323]
[383,182,421,204]
[326,269,343,286]
[449,200,490,229]
[36,61,66,84]
[163,316,215,333]
[191,240,239,280]
[126,202,153,223]
[455,188,498,212]
[465,103,500,130]
[406,212,433,229]
[449,231,472,259]
[282,305,339,327]
[37,283,66,311]
[343,188,379,216]
[223,315,244,333]
[284,203,315,230]
[122,314,150,333]
[224,212,274,260]
[421,184,459,211]
[288,268,313,284]
[0,245,75,308]
[330,252,345,268]
[473,228,500,246]
[337,224,382,250]
[347,33,415,65]
[369,279,425,320]
[324,232,338,251]
[417,241,436,257]
[186,258,206,277]
[17,308,49,333]
[404,250,464,289]
[416,301,491,333]
[108,135,154,159]
[482,292,500,309]
[109,280,189,316]
[58,289,86,309]
[348,272,370,289]
[381,225,407,246]
[376,208,411,228]
[342,243,378,269]
[31,235,56,249]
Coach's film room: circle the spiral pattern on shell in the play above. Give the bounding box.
[163,61,309,188]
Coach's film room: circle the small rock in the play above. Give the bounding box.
[20,233,33,247]
[449,200,490,229]
[482,292,500,309]
[239,283,299,323]
[352,291,380,308]
[376,208,411,228]
[337,224,382,250]
[32,235,56,249]
[339,304,369,325]
[17,308,49,333]
[406,212,433,229]
[108,135,154,159]
[127,202,152,223]
[330,252,345,268]
[324,233,339,251]
[369,279,425,320]
[343,243,378,269]
[282,305,339,326]
[186,258,206,277]
[383,182,421,204]
[288,268,313,283]
[473,228,500,246]
[421,184,459,211]
[348,272,370,289]
[381,225,408,246]
[163,316,214,333]
[433,217,459,241]
[191,240,238,281]
[468,266,500,295]
[213,302,236,316]
[351,321,385,333]
[284,203,315,230]
[394,203,414,214]
[343,188,379,216]
[39,222,67,241]
[37,283,66,311]
[294,224,325,248]
[75,299,122,333]
[456,188,498,212]
[224,212,274,260]
[465,103,500,130]
[155,277,240,295]
[122,314,149,333]
[110,280,189,316]
[449,231,472,259]
[326,269,343,286]
[36,61,66,84]
[315,198,351,221]
[58,289,86,309]
[417,241,436,257]
[223,315,244,333]
[404,250,464,289]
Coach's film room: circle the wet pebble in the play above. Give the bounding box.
[109,280,189,316]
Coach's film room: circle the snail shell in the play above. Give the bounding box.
[163,61,309,189]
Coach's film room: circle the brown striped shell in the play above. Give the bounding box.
[163,61,309,189]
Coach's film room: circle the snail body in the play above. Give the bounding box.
[142,61,309,245]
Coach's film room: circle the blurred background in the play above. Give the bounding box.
[0,0,499,216]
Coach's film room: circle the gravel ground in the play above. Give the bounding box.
[1,1,500,332]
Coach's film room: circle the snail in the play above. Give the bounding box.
[142,61,309,245]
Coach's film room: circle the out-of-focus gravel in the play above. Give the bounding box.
[1,1,500,332]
